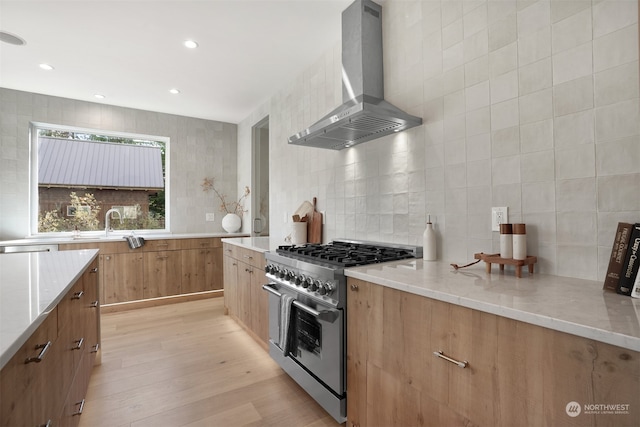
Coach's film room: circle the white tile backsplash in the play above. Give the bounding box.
[593,24,639,73]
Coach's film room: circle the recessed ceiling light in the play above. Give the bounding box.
[94,94,105,99]
[169,89,180,94]
[39,63,54,71]
[184,40,198,49]
[0,31,26,46]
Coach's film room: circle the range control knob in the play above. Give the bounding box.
[309,280,320,292]
[295,275,304,286]
[318,282,334,296]
[302,277,312,288]
[278,269,286,279]
[265,264,274,274]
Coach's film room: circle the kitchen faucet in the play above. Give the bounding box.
[105,208,123,236]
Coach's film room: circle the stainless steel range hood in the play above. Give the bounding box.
[288,0,422,150]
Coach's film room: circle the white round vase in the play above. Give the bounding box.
[222,213,241,233]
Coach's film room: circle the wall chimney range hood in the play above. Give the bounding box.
[288,0,422,150]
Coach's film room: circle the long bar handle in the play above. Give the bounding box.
[73,338,84,351]
[433,350,468,368]
[25,341,52,364]
[73,399,85,416]
[261,284,339,322]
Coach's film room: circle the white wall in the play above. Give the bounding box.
[0,88,237,240]
[238,0,640,281]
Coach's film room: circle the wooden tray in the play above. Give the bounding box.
[474,253,537,278]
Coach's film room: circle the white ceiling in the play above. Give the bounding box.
[0,0,352,123]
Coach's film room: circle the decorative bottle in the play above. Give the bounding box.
[423,215,436,261]
[499,223,513,258]
[512,223,527,260]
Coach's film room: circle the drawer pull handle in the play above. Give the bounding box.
[90,267,98,273]
[90,300,99,308]
[433,350,467,368]
[73,338,84,350]
[72,291,84,300]
[232,262,237,266]
[243,255,253,260]
[25,341,52,364]
[73,399,85,416]
[156,255,169,260]
[91,343,100,353]
[350,284,359,291]
[38,420,52,427]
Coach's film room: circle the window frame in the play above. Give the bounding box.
[30,122,170,237]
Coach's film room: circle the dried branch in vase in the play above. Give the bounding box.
[201,177,250,218]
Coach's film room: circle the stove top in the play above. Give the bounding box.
[275,239,421,268]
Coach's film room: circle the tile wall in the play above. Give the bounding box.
[0,88,237,240]
[239,0,640,281]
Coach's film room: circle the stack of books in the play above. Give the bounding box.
[604,222,640,298]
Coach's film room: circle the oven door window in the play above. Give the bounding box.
[295,309,321,356]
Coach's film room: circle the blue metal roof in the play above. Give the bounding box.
[38,137,164,189]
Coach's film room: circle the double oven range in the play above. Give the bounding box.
[262,239,421,423]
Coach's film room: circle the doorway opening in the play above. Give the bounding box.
[251,116,269,236]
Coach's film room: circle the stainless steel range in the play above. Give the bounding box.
[262,239,422,423]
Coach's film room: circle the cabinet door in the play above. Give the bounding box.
[444,304,499,427]
[143,251,182,298]
[346,279,370,427]
[236,261,253,328]
[101,253,144,304]
[223,254,239,316]
[0,309,60,427]
[182,248,208,294]
[250,266,268,345]
[208,247,223,290]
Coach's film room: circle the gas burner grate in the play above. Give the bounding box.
[276,241,416,267]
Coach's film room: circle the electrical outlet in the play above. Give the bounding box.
[491,207,508,231]
[321,211,326,225]
[206,213,215,222]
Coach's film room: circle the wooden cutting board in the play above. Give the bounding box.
[307,197,322,244]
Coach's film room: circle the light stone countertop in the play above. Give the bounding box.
[221,236,285,253]
[0,249,100,369]
[345,259,640,352]
[0,232,250,249]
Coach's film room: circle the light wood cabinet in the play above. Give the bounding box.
[101,252,144,304]
[60,237,224,306]
[346,278,640,427]
[0,258,100,427]
[223,243,268,348]
[143,250,182,298]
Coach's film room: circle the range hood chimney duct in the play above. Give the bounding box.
[288,0,422,150]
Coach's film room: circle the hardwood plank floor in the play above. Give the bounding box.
[79,298,341,427]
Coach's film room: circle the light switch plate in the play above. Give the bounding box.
[491,207,508,231]
[206,213,215,222]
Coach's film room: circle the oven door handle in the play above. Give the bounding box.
[262,284,340,323]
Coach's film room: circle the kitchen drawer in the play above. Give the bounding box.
[180,238,222,250]
[143,239,181,252]
[223,243,240,260]
[57,278,86,334]
[237,247,265,270]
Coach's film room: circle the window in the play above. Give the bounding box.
[31,123,169,235]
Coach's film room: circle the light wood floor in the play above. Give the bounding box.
[79,298,341,427]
